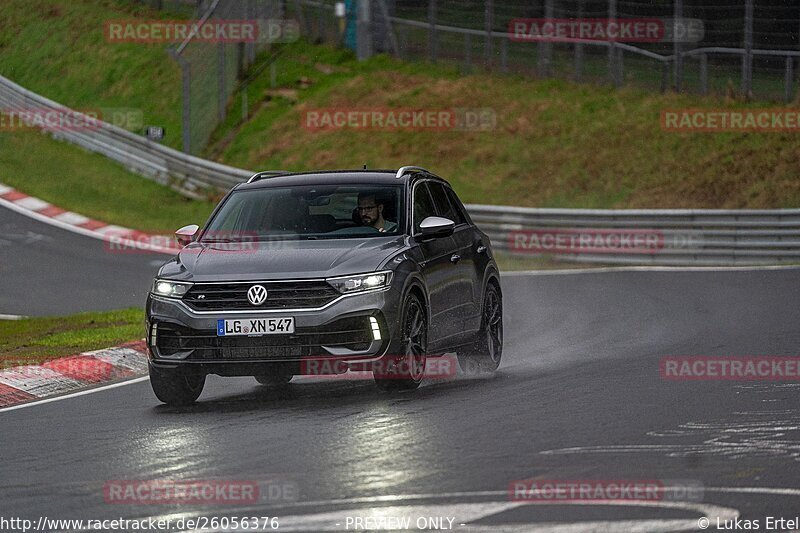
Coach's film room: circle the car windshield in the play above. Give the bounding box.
[201,184,404,241]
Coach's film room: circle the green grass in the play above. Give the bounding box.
[0,308,143,367]
[0,0,184,150]
[205,40,800,209]
[494,253,616,271]
[0,130,216,233]
[0,1,798,232]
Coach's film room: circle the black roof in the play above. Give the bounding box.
[236,169,447,190]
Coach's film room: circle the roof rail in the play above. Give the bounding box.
[395,166,430,179]
[246,170,292,183]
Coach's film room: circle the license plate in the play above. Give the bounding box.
[217,317,294,336]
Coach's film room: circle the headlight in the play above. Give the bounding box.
[151,279,192,298]
[326,271,393,294]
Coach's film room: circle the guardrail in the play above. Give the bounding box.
[1,73,799,266]
[0,76,249,198]
[471,204,800,265]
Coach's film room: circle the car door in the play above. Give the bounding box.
[427,181,479,342]
[446,185,490,334]
[412,180,460,349]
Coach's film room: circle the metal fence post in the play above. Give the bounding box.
[169,48,192,154]
[485,0,493,68]
[464,33,472,73]
[574,0,584,81]
[538,0,553,77]
[245,0,255,65]
[356,0,373,60]
[319,0,327,42]
[674,0,683,92]
[237,42,245,79]
[743,0,753,98]
[501,36,508,73]
[376,0,399,56]
[700,53,708,95]
[608,0,617,85]
[428,0,438,62]
[218,42,226,122]
[294,0,310,37]
[182,60,192,155]
[785,57,794,103]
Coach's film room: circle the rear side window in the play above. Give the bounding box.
[445,186,471,225]
[427,182,465,225]
[413,182,437,233]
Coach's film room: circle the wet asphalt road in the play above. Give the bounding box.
[0,204,164,316]
[1,204,800,531]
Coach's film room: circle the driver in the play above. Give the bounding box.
[357,191,397,233]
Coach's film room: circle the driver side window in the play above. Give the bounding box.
[413,182,436,234]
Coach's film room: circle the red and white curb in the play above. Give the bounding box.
[0,182,176,254]
[0,340,149,408]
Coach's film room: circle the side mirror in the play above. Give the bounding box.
[175,224,199,247]
[419,216,455,240]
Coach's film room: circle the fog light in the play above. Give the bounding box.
[150,323,157,346]
[369,317,381,341]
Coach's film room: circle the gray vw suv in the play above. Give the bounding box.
[145,167,502,405]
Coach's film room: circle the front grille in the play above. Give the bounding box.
[155,317,374,361]
[183,281,340,311]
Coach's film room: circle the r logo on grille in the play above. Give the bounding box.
[247,285,268,305]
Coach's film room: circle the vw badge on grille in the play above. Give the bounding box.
[247,285,268,305]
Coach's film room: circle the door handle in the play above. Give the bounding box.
[476,245,487,254]
[450,254,461,263]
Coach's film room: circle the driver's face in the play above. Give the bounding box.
[358,196,382,227]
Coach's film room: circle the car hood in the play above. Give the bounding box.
[158,236,407,282]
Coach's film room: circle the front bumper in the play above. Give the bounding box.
[145,286,403,376]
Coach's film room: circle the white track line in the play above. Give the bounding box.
[0,313,26,320]
[0,376,149,414]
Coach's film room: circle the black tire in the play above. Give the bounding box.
[374,293,427,391]
[255,365,294,386]
[149,364,205,406]
[458,282,503,374]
